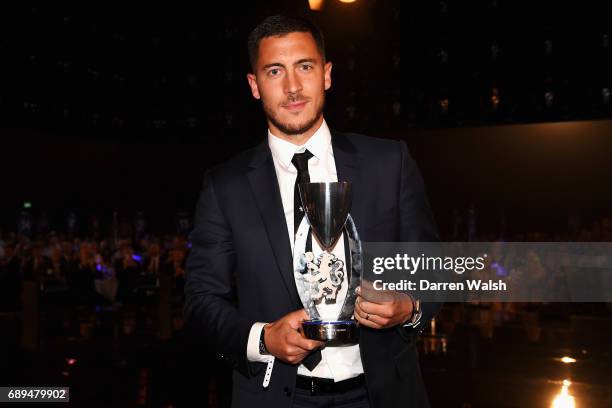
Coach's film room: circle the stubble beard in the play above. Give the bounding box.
[263,96,325,137]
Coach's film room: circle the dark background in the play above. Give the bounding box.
[1,2,612,407]
[1,0,611,237]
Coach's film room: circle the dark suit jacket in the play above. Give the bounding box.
[184,130,440,408]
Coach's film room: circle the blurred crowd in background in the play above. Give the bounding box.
[2,209,612,316]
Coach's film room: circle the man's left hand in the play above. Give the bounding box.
[353,284,413,329]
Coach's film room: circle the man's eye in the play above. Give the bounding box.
[268,68,280,76]
[301,64,313,71]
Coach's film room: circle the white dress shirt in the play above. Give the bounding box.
[246,120,364,382]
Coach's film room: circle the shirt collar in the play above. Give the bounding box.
[267,120,332,170]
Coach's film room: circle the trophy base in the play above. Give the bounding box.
[301,320,359,346]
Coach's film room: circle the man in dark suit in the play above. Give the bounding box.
[184,15,440,408]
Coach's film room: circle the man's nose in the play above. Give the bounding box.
[284,70,302,94]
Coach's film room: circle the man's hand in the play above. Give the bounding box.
[353,282,413,329]
[264,309,324,364]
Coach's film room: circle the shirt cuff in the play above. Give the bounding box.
[247,322,271,363]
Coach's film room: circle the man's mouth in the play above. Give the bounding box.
[283,100,308,111]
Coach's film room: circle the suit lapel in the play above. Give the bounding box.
[246,142,300,306]
[331,131,366,231]
[245,132,366,306]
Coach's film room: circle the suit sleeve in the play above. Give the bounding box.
[396,140,443,339]
[184,170,255,377]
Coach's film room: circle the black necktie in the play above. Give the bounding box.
[291,150,322,371]
[292,150,313,235]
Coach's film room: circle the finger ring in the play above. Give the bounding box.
[365,313,370,320]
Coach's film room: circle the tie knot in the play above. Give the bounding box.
[291,150,313,174]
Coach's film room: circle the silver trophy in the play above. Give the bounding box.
[293,182,362,346]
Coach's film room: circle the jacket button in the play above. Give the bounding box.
[283,386,292,396]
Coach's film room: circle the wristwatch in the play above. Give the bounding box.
[259,324,270,355]
[402,296,423,330]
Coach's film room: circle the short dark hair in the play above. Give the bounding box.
[247,15,325,72]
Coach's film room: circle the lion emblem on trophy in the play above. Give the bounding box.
[304,251,345,304]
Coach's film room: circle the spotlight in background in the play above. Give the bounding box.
[551,379,576,408]
[308,0,324,10]
[559,356,576,364]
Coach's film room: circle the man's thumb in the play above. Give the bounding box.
[288,309,309,329]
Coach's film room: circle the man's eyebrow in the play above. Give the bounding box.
[261,58,318,70]
[262,62,285,70]
[294,58,317,65]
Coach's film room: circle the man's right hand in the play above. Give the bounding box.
[263,309,324,365]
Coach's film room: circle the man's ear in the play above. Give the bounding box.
[324,61,332,91]
[246,73,261,99]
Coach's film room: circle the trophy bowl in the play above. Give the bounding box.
[294,182,362,346]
